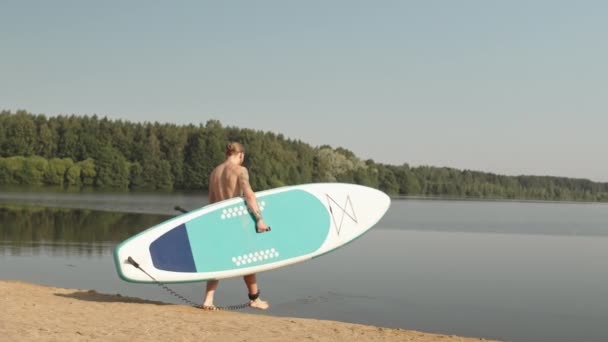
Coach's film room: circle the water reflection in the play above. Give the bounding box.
[0,205,170,256]
[2,200,608,342]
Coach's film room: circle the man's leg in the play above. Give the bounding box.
[202,280,219,309]
[244,274,269,310]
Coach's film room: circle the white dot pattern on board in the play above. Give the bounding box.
[232,248,280,267]
[220,202,271,220]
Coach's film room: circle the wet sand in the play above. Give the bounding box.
[0,280,498,341]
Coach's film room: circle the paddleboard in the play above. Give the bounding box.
[114,183,390,283]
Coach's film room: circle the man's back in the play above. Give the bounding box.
[208,161,243,204]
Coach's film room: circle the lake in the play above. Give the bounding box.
[1,190,607,342]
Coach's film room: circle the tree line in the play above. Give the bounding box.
[1,110,607,201]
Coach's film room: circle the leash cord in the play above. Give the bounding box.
[126,256,251,311]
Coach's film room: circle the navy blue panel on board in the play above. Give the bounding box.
[149,224,197,272]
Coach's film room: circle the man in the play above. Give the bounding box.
[202,142,270,310]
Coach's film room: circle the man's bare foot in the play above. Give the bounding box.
[249,298,269,310]
[202,301,218,311]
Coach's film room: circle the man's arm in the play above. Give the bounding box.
[238,167,269,231]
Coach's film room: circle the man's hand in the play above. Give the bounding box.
[256,219,271,233]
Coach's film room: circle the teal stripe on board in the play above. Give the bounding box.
[185,189,330,273]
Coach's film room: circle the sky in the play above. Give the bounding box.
[1,1,607,182]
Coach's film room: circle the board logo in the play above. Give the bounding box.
[326,194,358,235]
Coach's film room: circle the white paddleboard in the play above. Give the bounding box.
[114,183,390,283]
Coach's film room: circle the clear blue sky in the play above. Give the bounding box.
[2,1,607,181]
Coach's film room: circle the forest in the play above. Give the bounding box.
[1,110,607,202]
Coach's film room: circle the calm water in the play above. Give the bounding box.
[1,190,608,342]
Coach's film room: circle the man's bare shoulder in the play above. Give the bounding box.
[236,166,252,190]
[237,166,249,178]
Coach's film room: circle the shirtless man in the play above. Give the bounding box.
[202,142,270,310]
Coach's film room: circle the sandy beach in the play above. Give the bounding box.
[0,280,497,342]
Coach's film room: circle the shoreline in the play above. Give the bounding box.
[0,280,498,341]
[2,185,608,205]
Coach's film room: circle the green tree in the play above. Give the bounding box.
[65,164,81,186]
[0,159,11,184]
[378,165,399,195]
[57,116,81,159]
[0,157,26,184]
[1,111,36,156]
[141,131,173,190]
[78,158,97,186]
[158,124,187,188]
[45,158,73,186]
[77,115,101,160]
[391,165,421,195]
[129,162,145,189]
[36,122,57,158]
[94,145,129,188]
[292,141,315,184]
[202,120,227,180]
[183,128,208,189]
[22,156,48,185]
